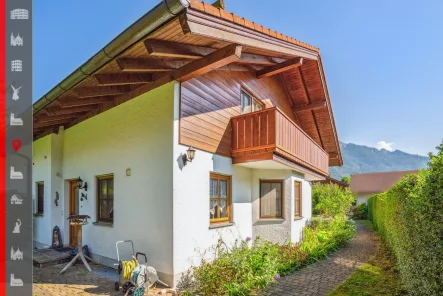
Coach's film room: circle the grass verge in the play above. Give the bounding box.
[328,221,406,296]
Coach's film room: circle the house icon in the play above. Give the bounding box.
[11,247,23,260]
[11,194,23,205]
[11,33,23,46]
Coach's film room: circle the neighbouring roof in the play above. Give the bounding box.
[350,170,420,194]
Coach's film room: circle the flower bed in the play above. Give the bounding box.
[180,217,356,296]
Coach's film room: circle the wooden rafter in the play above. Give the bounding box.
[34,119,72,129]
[67,44,243,128]
[59,96,114,108]
[34,112,86,123]
[46,105,96,116]
[297,67,310,104]
[117,58,186,72]
[117,57,252,72]
[76,86,132,98]
[295,101,327,112]
[95,73,153,86]
[257,57,303,79]
[172,44,242,82]
[144,39,278,66]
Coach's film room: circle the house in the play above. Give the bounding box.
[32,0,343,286]
[350,170,419,204]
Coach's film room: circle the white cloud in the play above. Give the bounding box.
[376,141,394,152]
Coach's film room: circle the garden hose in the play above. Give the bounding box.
[122,259,137,280]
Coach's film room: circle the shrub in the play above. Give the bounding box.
[181,217,356,295]
[352,203,368,220]
[340,176,350,184]
[312,183,354,217]
[368,141,443,296]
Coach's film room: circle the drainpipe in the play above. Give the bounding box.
[33,0,190,115]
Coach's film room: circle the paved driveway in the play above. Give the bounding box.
[33,263,174,296]
[260,221,378,296]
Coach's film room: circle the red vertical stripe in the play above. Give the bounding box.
[0,0,5,293]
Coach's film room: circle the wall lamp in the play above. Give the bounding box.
[76,177,88,192]
[182,146,196,165]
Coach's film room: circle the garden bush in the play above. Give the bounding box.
[312,183,354,217]
[352,203,368,220]
[368,141,443,296]
[181,217,356,295]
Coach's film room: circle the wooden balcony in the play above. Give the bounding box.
[231,107,329,176]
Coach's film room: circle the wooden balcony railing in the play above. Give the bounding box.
[231,107,329,175]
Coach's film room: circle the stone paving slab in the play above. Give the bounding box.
[33,263,174,296]
[259,221,378,296]
[33,248,72,268]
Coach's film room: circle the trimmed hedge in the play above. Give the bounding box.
[368,142,443,296]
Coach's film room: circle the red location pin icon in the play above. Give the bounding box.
[12,139,22,152]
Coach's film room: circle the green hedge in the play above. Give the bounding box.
[368,142,443,296]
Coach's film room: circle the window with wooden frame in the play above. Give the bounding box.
[294,181,302,219]
[36,182,44,214]
[96,175,114,223]
[209,173,231,224]
[260,180,284,219]
[240,90,264,114]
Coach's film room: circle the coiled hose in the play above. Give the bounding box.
[122,259,137,280]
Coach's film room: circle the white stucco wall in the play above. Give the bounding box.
[251,170,312,244]
[356,193,372,205]
[32,83,176,282]
[171,82,312,284]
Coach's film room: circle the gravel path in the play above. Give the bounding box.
[260,221,378,296]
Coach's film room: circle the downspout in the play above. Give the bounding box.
[33,0,190,115]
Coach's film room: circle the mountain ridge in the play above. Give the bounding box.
[329,142,428,180]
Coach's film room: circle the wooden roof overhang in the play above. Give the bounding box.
[33,1,342,166]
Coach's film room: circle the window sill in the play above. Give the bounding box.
[34,213,44,217]
[294,216,304,221]
[257,218,285,223]
[93,222,113,227]
[209,222,235,229]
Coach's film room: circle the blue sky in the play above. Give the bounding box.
[34,0,443,156]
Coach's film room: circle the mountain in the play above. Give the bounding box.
[329,142,429,180]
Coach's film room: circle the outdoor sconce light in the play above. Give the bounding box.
[182,146,196,165]
[76,177,88,191]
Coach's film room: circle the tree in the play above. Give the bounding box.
[340,176,350,184]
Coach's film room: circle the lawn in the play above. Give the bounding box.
[328,221,406,296]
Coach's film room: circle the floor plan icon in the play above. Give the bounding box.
[10,166,23,179]
[10,113,23,126]
[10,274,23,287]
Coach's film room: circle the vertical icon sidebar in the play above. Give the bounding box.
[6,0,32,295]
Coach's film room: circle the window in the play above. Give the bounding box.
[294,181,302,218]
[260,180,283,218]
[97,175,114,223]
[36,182,44,214]
[209,173,231,224]
[241,90,264,114]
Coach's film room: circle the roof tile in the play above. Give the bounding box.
[202,2,221,17]
[253,23,263,33]
[189,0,205,11]
[243,18,255,30]
[188,1,320,53]
[232,13,245,26]
[219,9,234,22]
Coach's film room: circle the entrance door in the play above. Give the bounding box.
[69,181,80,246]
